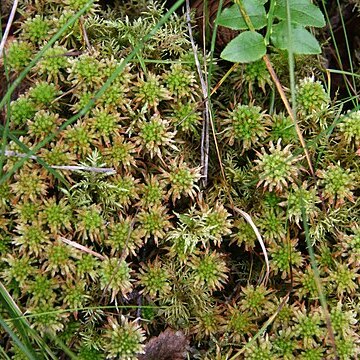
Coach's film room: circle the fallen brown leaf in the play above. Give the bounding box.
[138,328,189,360]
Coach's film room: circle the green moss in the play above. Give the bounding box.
[1,0,359,357]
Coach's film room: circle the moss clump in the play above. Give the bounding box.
[1,0,359,358]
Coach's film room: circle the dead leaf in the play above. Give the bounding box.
[138,328,189,360]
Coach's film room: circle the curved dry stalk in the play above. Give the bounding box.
[233,206,270,286]
[0,0,19,58]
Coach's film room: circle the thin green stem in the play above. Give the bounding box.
[208,0,224,88]
[335,0,357,98]
[265,0,276,45]
[285,0,296,119]
[234,0,255,32]
[0,51,11,177]
[321,0,356,105]
[301,202,338,357]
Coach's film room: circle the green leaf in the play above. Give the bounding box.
[271,21,321,54]
[274,0,325,27]
[218,0,267,30]
[221,31,266,63]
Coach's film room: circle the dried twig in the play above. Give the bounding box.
[3,150,37,160]
[185,0,210,187]
[60,236,105,260]
[262,54,315,176]
[3,150,116,173]
[51,165,116,174]
[79,15,91,50]
[0,0,19,58]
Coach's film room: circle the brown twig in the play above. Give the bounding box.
[60,236,105,260]
[79,16,91,50]
[262,54,315,176]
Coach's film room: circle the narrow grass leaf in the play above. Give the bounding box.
[0,282,33,353]
[0,283,60,359]
[233,207,269,285]
[46,332,78,360]
[0,313,38,360]
[0,1,95,187]
[229,294,290,359]
[0,346,12,360]
[0,0,95,111]
[0,125,70,188]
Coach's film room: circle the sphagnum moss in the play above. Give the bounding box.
[103,316,145,360]
[223,103,270,150]
[296,76,330,115]
[255,139,303,193]
[1,0,360,358]
[137,257,171,298]
[337,110,360,148]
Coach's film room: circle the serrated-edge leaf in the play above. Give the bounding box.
[221,31,266,63]
[218,1,267,30]
[274,0,325,27]
[271,22,321,54]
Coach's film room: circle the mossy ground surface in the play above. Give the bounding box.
[0,1,360,359]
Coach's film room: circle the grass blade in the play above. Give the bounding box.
[0,282,34,353]
[0,282,58,359]
[0,314,38,360]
